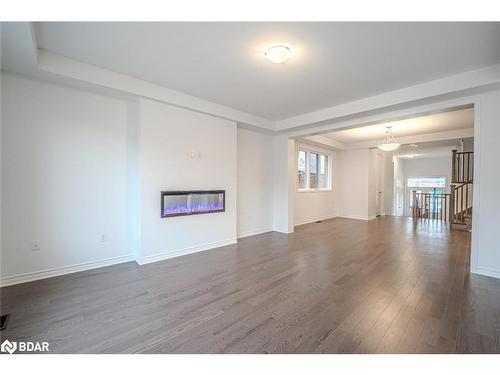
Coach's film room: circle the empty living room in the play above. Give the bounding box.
[1,1,500,373]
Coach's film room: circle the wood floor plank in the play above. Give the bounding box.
[1,216,500,353]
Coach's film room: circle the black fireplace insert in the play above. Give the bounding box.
[161,190,225,218]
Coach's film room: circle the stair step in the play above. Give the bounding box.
[451,222,472,231]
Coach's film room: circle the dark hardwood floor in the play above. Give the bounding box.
[1,216,500,353]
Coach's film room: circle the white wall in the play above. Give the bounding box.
[393,157,405,216]
[237,128,274,237]
[294,143,339,226]
[1,73,132,283]
[272,136,295,233]
[403,157,452,191]
[0,71,2,279]
[336,148,391,220]
[1,73,274,284]
[383,152,395,215]
[137,98,237,264]
[462,137,474,152]
[127,102,141,260]
[337,148,391,220]
[2,73,500,282]
[472,90,500,279]
[398,156,452,216]
[367,149,380,219]
[338,149,370,220]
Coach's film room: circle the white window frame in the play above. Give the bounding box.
[297,148,333,192]
[406,176,447,189]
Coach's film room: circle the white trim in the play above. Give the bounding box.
[0,254,135,287]
[294,215,337,227]
[301,128,474,152]
[37,50,274,131]
[237,228,273,239]
[285,96,483,139]
[276,64,500,131]
[470,101,481,274]
[474,266,500,280]
[136,238,237,265]
[297,188,333,193]
[273,228,295,235]
[337,215,377,221]
[298,135,346,151]
[345,128,475,151]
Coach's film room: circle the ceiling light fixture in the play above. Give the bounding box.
[377,126,401,152]
[264,43,292,64]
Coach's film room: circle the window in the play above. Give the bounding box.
[407,177,446,188]
[407,177,446,217]
[298,150,307,189]
[297,149,331,191]
[309,152,319,188]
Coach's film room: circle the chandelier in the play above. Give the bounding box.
[377,126,400,151]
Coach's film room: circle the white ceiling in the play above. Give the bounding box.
[393,139,465,160]
[34,22,500,121]
[321,107,474,144]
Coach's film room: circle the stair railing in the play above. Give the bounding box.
[452,150,474,183]
[411,190,451,221]
[449,180,473,225]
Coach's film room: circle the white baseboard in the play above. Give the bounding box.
[1,238,240,286]
[0,254,135,287]
[294,215,337,227]
[136,238,237,265]
[273,228,294,234]
[337,215,377,221]
[474,266,500,280]
[237,227,273,239]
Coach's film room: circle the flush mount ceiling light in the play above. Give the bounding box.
[377,126,401,152]
[264,43,292,64]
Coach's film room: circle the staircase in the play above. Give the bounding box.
[409,149,474,231]
[450,150,474,231]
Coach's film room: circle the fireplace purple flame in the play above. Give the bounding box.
[161,190,225,218]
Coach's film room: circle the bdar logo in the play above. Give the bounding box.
[0,339,49,354]
[1,339,17,354]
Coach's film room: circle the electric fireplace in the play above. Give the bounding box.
[161,190,225,218]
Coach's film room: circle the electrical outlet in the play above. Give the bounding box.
[189,151,201,159]
[32,240,40,251]
[100,234,107,243]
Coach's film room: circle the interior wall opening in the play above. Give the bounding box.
[291,106,475,230]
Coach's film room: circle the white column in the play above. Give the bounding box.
[471,89,500,279]
[272,135,295,233]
